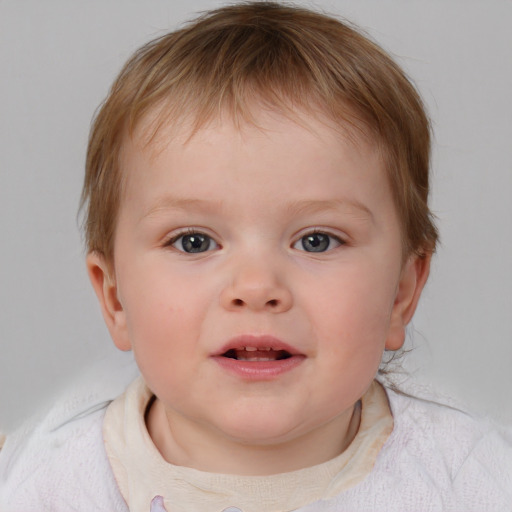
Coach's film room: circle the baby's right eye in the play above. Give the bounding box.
[168,232,218,253]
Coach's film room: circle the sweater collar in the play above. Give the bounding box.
[103,378,392,512]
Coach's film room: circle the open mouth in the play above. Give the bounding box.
[222,347,293,362]
[213,336,304,379]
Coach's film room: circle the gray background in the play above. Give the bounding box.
[1,0,511,433]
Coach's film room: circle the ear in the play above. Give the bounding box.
[385,253,431,351]
[86,252,132,351]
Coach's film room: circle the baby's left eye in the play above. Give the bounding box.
[293,232,344,252]
[169,232,219,253]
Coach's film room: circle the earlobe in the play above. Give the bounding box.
[385,253,431,351]
[86,252,132,351]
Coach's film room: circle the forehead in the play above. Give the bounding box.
[117,107,395,229]
[124,104,380,172]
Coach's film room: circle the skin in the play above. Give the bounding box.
[88,108,430,476]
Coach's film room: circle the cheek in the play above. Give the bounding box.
[120,279,186,354]
[308,263,397,352]
[125,294,200,404]
[119,264,218,371]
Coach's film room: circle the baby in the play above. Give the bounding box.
[1,2,511,511]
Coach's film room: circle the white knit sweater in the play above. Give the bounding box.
[1,378,511,512]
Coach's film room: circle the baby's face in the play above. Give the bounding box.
[91,108,420,452]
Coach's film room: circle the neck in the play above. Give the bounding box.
[146,398,361,476]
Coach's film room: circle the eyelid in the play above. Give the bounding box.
[164,228,220,252]
[291,228,347,251]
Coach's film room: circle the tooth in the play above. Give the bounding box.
[245,347,257,352]
[237,356,273,361]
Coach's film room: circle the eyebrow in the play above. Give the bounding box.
[140,197,224,221]
[140,196,374,223]
[285,199,375,223]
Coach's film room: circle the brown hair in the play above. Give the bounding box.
[81,1,438,264]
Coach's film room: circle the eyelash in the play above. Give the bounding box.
[292,229,346,253]
[165,228,346,255]
[165,229,219,254]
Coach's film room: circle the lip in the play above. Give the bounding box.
[213,334,303,357]
[211,334,306,381]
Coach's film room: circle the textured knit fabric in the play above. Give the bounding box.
[103,378,392,512]
[1,377,511,512]
[0,359,137,512]
[0,401,126,511]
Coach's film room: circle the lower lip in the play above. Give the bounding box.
[212,355,305,380]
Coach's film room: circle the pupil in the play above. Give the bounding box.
[303,233,329,252]
[183,234,209,253]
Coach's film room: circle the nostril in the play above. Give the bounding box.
[230,298,279,308]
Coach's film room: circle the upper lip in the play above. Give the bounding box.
[212,334,303,357]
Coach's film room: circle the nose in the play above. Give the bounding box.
[220,258,293,313]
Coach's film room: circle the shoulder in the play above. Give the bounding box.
[386,387,512,462]
[0,396,128,511]
[375,387,512,510]
[309,387,512,512]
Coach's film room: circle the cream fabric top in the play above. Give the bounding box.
[103,378,392,512]
[3,375,511,511]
